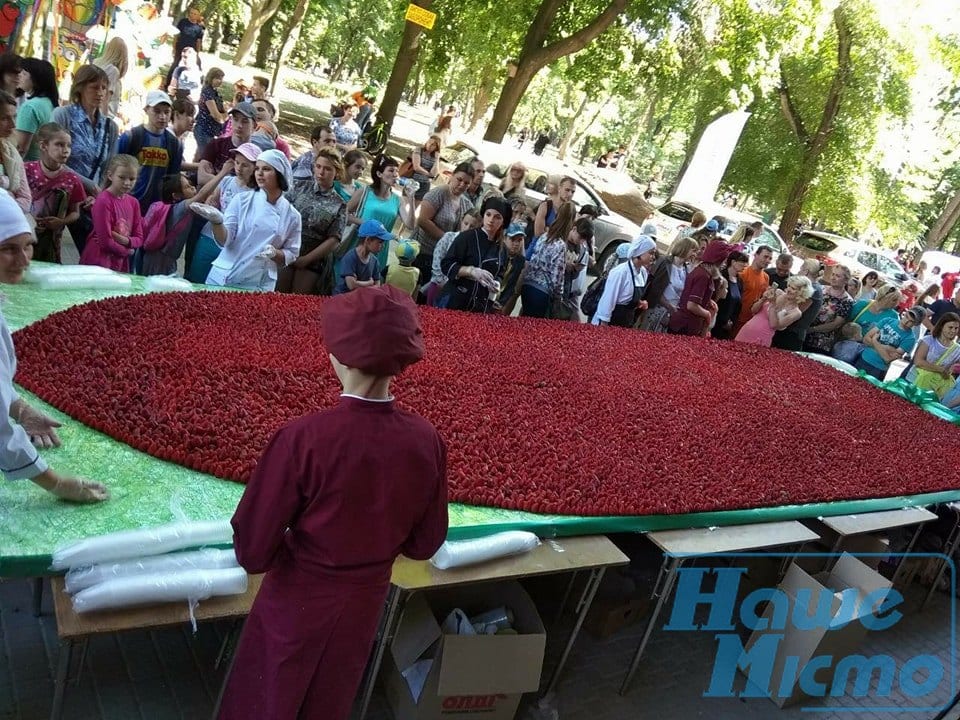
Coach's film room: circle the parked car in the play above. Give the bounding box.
[481,159,640,274]
[791,231,912,287]
[651,200,789,258]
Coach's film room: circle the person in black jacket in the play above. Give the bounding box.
[440,196,512,313]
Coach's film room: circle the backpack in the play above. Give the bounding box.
[580,273,607,319]
[142,201,195,258]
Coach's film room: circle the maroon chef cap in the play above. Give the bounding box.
[322,285,425,376]
[701,240,732,265]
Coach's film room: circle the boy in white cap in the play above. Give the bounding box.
[385,239,421,297]
[117,90,182,215]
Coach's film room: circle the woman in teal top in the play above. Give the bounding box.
[848,285,901,333]
[343,154,416,271]
[333,149,365,203]
[14,58,58,161]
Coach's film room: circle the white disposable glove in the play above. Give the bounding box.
[17,403,62,448]
[472,268,498,291]
[258,245,279,261]
[52,476,109,503]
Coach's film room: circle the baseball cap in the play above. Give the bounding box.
[231,101,256,120]
[359,219,394,243]
[394,240,419,260]
[228,142,262,163]
[145,90,172,107]
[705,219,720,232]
[506,222,526,237]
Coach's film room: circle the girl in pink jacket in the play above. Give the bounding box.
[79,154,144,272]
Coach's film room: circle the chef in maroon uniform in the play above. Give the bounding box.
[217,285,448,720]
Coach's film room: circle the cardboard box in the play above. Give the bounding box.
[739,553,894,707]
[585,594,650,639]
[382,581,546,720]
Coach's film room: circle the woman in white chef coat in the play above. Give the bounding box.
[206,149,302,292]
[0,194,108,502]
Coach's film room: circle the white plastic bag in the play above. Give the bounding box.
[51,520,234,570]
[24,265,114,282]
[430,531,540,570]
[71,567,248,613]
[64,548,239,594]
[38,274,133,291]
[143,276,195,293]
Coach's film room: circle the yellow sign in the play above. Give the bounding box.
[405,3,436,30]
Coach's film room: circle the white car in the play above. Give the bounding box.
[652,200,789,258]
[791,231,912,287]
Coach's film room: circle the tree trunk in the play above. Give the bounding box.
[377,0,434,131]
[232,0,284,66]
[924,188,960,249]
[269,0,310,98]
[208,15,222,56]
[255,13,278,69]
[776,7,852,240]
[557,93,589,160]
[483,0,628,142]
[468,76,495,133]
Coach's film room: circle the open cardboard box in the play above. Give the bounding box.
[382,581,546,720]
[739,553,894,708]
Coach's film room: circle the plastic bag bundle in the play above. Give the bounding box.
[143,276,195,293]
[38,274,133,291]
[71,567,248,613]
[24,265,114,282]
[64,548,239,594]
[430,531,540,570]
[51,520,233,570]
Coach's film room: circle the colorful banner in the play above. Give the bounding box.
[0,0,33,52]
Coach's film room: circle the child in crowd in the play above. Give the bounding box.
[171,98,198,173]
[832,322,864,365]
[386,240,420,298]
[141,164,232,276]
[25,122,86,263]
[498,222,526,315]
[117,90,182,215]
[79,154,144,272]
[334,219,391,294]
[426,209,480,306]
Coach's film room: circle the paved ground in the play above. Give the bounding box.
[2,549,958,720]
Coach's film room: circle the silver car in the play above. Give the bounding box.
[482,161,641,274]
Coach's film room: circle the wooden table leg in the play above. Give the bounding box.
[49,638,73,720]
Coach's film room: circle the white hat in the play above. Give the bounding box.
[145,90,173,107]
[257,149,293,190]
[640,222,658,238]
[0,193,31,244]
[628,235,656,258]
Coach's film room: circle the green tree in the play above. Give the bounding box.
[723,0,912,239]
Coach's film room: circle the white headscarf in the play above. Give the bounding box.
[257,149,293,190]
[0,192,30,243]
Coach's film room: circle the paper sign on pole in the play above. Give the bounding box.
[672,111,750,207]
[405,4,436,29]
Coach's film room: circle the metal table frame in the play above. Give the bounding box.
[618,520,821,696]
